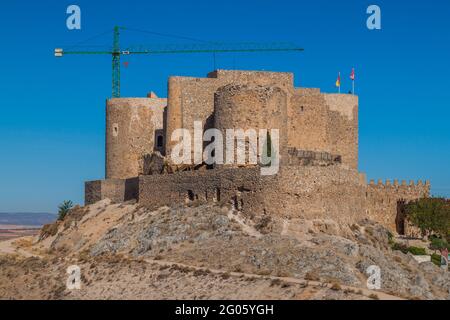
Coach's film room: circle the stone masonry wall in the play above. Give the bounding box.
[138,167,272,217]
[288,91,329,154]
[366,179,430,232]
[86,167,430,233]
[85,178,139,205]
[288,91,358,169]
[214,84,289,165]
[138,165,367,225]
[324,94,359,170]
[165,70,294,163]
[106,97,166,179]
[164,70,358,169]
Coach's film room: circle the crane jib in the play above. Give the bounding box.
[54,26,303,97]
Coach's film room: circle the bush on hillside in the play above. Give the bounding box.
[407,246,426,256]
[57,200,74,221]
[404,197,450,241]
[429,235,449,252]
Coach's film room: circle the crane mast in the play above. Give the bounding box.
[112,26,121,98]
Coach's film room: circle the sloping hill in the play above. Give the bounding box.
[0,200,448,300]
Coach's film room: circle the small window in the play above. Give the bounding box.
[157,135,163,148]
[112,124,119,137]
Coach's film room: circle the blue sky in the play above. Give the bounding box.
[0,0,449,212]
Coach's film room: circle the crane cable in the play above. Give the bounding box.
[121,27,213,44]
[64,29,114,49]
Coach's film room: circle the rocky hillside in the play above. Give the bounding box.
[0,199,448,300]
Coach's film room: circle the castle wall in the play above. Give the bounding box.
[288,90,329,154]
[208,70,293,92]
[270,166,367,223]
[324,94,359,170]
[106,98,166,179]
[85,178,139,205]
[366,179,430,232]
[138,169,429,232]
[86,166,430,233]
[137,165,369,225]
[165,76,221,162]
[287,91,358,169]
[138,167,272,216]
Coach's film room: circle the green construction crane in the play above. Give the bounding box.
[55,26,303,98]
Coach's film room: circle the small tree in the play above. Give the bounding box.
[404,197,450,241]
[58,200,74,221]
[261,131,276,166]
[429,235,449,253]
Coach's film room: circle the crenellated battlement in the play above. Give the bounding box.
[365,177,430,232]
[368,179,431,188]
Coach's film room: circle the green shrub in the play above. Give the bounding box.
[404,197,450,241]
[431,253,450,270]
[431,253,441,267]
[391,243,427,256]
[387,231,394,243]
[57,200,74,221]
[429,236,449,251]
[391,242,408,254]
[407,246,427,255]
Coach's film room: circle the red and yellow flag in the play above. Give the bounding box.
[335,72,341,87]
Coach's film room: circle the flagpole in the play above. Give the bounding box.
[350,68,355,95]
[338,72,341,94]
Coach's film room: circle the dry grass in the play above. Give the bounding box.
[14,237,33,248]
[305,271,320,281]
[368,293,379,300]
[330,281,342,291]
[255,269,271,276]
[39,222,59,240]
[270,278,282,287]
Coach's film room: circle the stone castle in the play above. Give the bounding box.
[85,70,430,234]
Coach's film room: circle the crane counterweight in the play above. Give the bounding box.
[55,48,64,57]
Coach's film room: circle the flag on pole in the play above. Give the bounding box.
[350,68,355,94]
[335,72,341,93]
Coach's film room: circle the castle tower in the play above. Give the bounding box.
[323,94,359,170]
[214,84,288,166]
[105,96,166,179]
